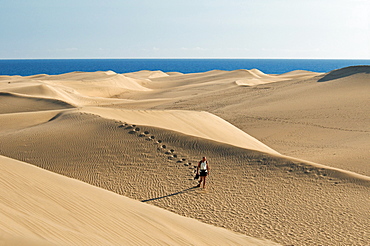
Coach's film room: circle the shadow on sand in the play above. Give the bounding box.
[318,65,370,82]
[141,186,199,202]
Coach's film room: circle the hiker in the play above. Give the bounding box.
[196,156,210,188]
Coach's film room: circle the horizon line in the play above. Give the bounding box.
[1,57,370,60]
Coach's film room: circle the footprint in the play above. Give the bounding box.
[118,122,127,128]
[161,145,167,149]
[146,135,155,141]
[125,125,135,130]
[144,131,150,134]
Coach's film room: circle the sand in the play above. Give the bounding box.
[0,155,275,245]
[0,65,369,245]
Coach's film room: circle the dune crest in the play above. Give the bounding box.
[39,72,151,96]
[0,155,277,245]
[318,65,370,82]
[0,71,153,107]
[81,107,280,155]
[1,66,369,245]
[124,70,169,79]
[235,69,321,86]
[1,110,368,245]
[0,92,74,114]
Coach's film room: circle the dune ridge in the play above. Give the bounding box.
[73,107,370,184]
[0,110,368,245]
[81,107,280,155]
[0,71,150,107]
[0,155,277,246]
[318,65,370,82]
[0,92,74,114]
[0,66,369,245]
[1,107,368,185]
[136,66,369,175]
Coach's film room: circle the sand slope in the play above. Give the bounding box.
[0,155,276,246]
[0,66,369,245]
[0,92,73,114]
[140,66,369,175]
[81,107,279,155]
[0,109,368,245]
[0,71,149,107]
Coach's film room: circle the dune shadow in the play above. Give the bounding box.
[318,65,370,82]
[141,186,199,202]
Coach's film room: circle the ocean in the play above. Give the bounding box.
[0,59,369,76]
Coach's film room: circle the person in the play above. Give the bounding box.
[196,156,210,188]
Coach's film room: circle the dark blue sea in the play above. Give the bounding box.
[0,59,369,76]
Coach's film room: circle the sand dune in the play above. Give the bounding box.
[0,110,368,245]
[41,71,151,97]
[235,69,320,86]
[124,70,169,79]
[0,155,276,246]
[166,71,184,76]
[138,66,369,175]
[0,92,73,114]
[0,66,369,245]
[0,72,149,107]
[318,65,370,82]
[81,107,279,155]
[141,69,264,89]
[0,109,64,132]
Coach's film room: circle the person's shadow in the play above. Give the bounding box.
[141,186,199,202]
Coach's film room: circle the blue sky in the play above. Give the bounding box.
[0,0,369,59]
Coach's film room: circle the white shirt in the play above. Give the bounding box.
[200,161,207,171]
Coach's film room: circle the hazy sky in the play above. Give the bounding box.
[1,0,369,59]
